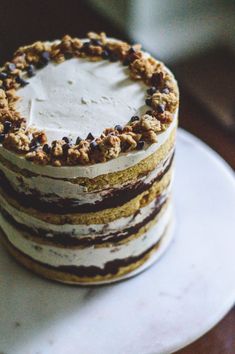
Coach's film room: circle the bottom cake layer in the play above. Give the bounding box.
[0,215,174,285]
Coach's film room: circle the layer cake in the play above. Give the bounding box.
[0,32,179,284]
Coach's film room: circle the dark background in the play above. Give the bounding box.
[0,0,127,65]
[0,1,234,353]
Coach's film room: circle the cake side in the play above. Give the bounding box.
[0,157,174,283]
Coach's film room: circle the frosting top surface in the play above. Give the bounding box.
[17,58,147,143]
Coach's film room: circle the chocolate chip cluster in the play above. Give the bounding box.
[0,32,179,166]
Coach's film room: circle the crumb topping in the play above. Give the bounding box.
[0,32,179,166]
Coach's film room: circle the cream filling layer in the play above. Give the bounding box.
[0,202,172,268]
[0,148,174,204]
[0,183,171,237]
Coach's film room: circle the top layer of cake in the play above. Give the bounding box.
[0,32,179,177]
[17,57,148,142]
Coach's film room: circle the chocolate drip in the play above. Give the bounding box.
[0,153,174,214]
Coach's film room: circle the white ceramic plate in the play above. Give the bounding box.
[0,129,235,354]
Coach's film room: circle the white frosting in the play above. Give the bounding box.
[17,57,147,143]
[0,185,171,237]
[0,202,172,268]
[0,148,173,203]
[0,112,177,179]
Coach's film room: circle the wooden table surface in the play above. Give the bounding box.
[1,1,234,353]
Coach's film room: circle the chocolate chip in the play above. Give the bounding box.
[42,144,51,154]
[27,64,35,77]
[86,132,94,140]
[128,47,136,54]
[31,137,40,144]
[90,39,102,46]
[29,144,40,151]
[3,121,12,133]
[37,51,50,68]
[145,110,153,115]
[109,53,119,62]
[0,134,5,143]
[156,104,165,113]
[35,135,45,144]
[62,136,71,144]
[76,136,82,145]
[81,42,90,53]
[90,141,99,151]
[162,87,170,94]
[64,52,73,60]
[121,141,130,152]
[83,41,90,47]
[101,50,110,59]
[16,76,29,87]
[130,116,139,122]
[41,51,50,62]
[123,49,136,65]
[114,125,122,132]
[62,143,71,154]
[151,72,164,88]
[123,57,131,66]
[137,140,145,150]
[147,87,157,95]
[0,81,7,90]
[145,98,152,106]
[124,50,140,66]
[29,139,40,150]
[7,63,16,72]
[0,72,8,80]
